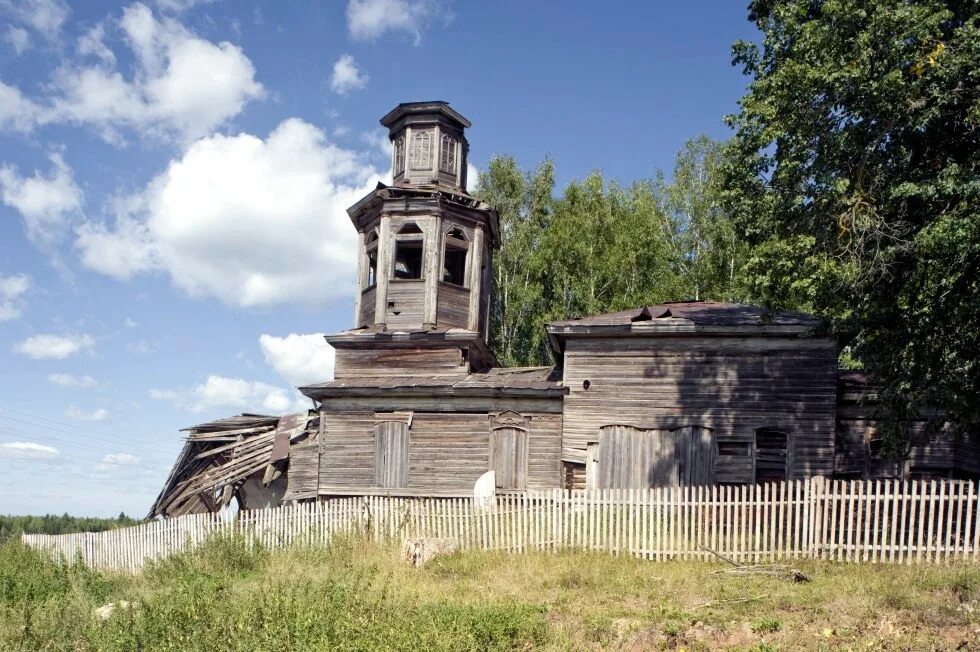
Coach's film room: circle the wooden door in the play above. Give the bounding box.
[755,428,788,482]
[490,427,527,490]
[374,421,409,488]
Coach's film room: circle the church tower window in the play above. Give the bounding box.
[440,134,457,174]
[393,222,424,280]
[442,227,468,286]
[393,137,405,175]
[409,130,432,169]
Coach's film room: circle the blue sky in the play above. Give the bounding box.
[0,0,756,517]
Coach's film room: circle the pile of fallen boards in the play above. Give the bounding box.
[148,412,316,518]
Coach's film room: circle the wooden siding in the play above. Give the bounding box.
[596,425,715,489]
[283,444,319,501]
[358,287,376,327]
[333,347,466,379]
[385,280,425,328]
[835,399,977,479]
[436,281,470,328]
[561,336,839,482]
[316,410,562,496]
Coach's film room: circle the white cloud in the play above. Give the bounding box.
[4,26,29,53]
[0,0,70,39]
[154,0,215,12]
[77,118,383,307]
[466,162,478,193]
[0,81,44,132]
[0,273,29,321]
[94,452,140,472]
[66,405,110,421]
[361,128,391,158]
[124,316,138,328]
[346,0,442,44]
[0,153,82,247]
[330,54,368,95]
[1,2,262,144]
[77,22,115,64]
[14,333,94,359]
[149,374,294,413]
[47,372,98,388]
[0,441,60,460]
[259,333,335,386]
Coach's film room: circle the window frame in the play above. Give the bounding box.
[393,136,405,175]
[441,227,469,287]
[409,130,432,170]
[392,222,425,281]
[439,133,457,174]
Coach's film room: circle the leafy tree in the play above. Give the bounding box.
[725,1,980,445]
[660,136,748,302]
[476,156,554,366]
[478,136,740,366]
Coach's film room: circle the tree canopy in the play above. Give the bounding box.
[476,137,745,367]
[724,0,980,445]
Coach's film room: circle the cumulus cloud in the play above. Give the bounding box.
[0,0,70,40]
[0,273,29,321]
[66,405,110,421]
[0,2,263,143]
[0,153,82,247]
[48,372,98,388]
[77,118,383,307]
[330,54,368,95]
[346,0,443,44]
[0,441,60,460]
[14,333,94,359]
[259,333,335,386]
[149,374,295,413]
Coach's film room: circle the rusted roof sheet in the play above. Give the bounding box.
[300,366,565,398]
[547,302,822,329]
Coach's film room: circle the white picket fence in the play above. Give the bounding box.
[22,478,980,572]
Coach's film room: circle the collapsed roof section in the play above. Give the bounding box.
[148,412,316,518]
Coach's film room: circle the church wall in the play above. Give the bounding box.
[561,335,840,483]
[333,346,468,379]
[312,405,562,496]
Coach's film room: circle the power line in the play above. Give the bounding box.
[0,412,180,457]
[0,433,173,472]
[0,426,175,465]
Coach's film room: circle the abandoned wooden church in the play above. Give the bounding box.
[150,102,979,518]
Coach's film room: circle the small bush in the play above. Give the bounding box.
[752,617,782,634]
[0,538,115,606]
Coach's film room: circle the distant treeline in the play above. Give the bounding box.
[0,514,139,542]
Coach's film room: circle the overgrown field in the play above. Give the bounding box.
[2,535,980,651]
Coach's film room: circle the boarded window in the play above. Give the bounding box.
[374,421,409,488]
[755,428,788,482]
[596,425,715,489]
[490,427,527,490]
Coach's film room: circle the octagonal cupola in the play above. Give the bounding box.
[381,101,470,191]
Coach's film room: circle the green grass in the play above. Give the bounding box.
[2,534,980,650]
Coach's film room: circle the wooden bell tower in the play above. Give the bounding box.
[331,102,500,377]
